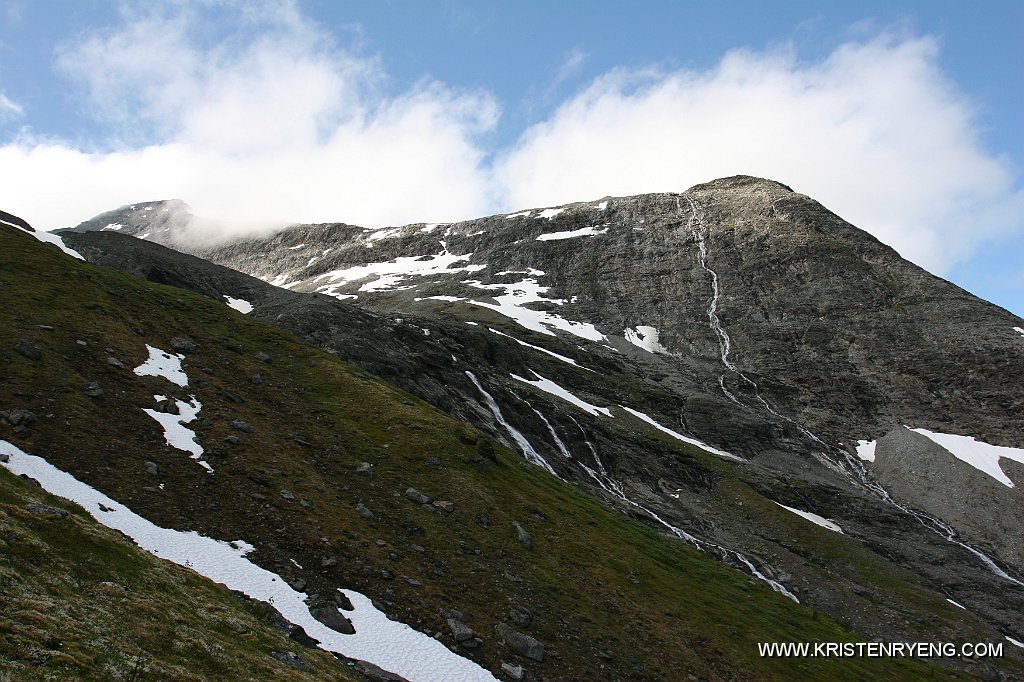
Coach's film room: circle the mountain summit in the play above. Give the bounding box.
[6,176,1023,680]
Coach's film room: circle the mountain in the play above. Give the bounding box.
[4,175,1022,680]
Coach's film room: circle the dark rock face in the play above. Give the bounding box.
[871,427,1024,570]
[61,176,1024,660]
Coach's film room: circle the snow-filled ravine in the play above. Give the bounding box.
[773,502,843,533]
[620,406,744,462]
[858,427,1024,488]
[0,440,497,682]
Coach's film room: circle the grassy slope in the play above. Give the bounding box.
[0,224,983,680]
[0,468,360,681]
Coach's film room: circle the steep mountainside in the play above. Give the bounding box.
[7,218,994,681]
[53,176,1024,679]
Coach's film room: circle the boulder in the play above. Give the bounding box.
[14,339,41,360]
[494,623,544,661]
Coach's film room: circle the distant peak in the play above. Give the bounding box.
[687,175,795,194]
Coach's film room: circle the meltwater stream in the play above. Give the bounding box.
[468,369,799,601]
[679,193,1024,588]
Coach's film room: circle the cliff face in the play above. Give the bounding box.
[59,176,1024,674]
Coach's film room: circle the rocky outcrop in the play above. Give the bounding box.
[870,426,1024,570]
[59,177,1024,663]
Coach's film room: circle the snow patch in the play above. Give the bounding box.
[911,427,1024,488]
[465,372,555,475]
[224,296,253,314]
[537,207,565,220]
[946,598,966,610]
[463,277,605,342]
[624,326,667,353]
[287,243,306,250]
[133,345,188,387]
[365,227,403,243]
[596,201,608,210]
[511,371,611,417]
[536,225,608,241]
[620,406,743,462]
[1014,327,1024,338]
[504,210,532,219]
[855,439,876,462]
[488,328,590,370]
[29,230,85,260]
[143,395,211,473]
[1007,636,1024,648]
[773,502,843,533]
[0,441,496,682]
[314,247,485,295]
[102,223,123,231]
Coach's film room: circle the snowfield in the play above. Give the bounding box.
[0,440,497,682]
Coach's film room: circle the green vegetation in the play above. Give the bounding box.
[0,467,359,681]
[0,225,992,680]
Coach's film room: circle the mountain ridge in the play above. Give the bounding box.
[10,175,1024,679]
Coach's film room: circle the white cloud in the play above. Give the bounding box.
[496,35,1023,274]
[0,91,22,118]
[0,5,1019,277]
[0,1,496,234]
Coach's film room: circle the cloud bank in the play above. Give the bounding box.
[0,3,1020,275]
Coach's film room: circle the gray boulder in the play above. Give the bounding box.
[494,623,543,661]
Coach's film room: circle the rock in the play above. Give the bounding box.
[460,637,483,649]
[221,389,244,403]
[106,356,125,368]
[320,556,338,568]
[501,662,524,680]
[3,409,36,427]
[448,618,474,642]
[231,420,253,433]
[169,336,195,352]
[255,351,272,363]
[145,461,159,476]
[425,457,441,467]
[356,502,374,519]
[309,604,355,634]
[356,461,374,477]
[433,500,455,513]
[494,623,544,661]
[270,651,310,671]
[84,382,104,399]
[251,373,263,385]
[25,502,68,516]
[289,578,307,591]
[355,660,411,682]
[403,577,422,587]
[512,521,533,550]
[156,399,180,415]
[225,435,240,445]
[509,606,532,628]
[76,340,87,347]
[333,592,354,611]
[14,339,41,360]
[280,489,295,501]
[0,453,9,463]
[405,488,431,505]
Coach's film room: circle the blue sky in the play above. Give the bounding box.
[1,1,1021,316]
